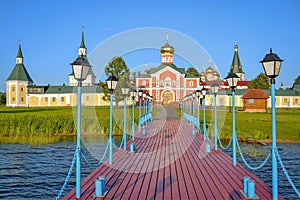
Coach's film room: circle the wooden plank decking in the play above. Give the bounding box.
[63,117,283,199]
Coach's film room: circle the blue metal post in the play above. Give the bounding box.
[123,96,127,150]
[131,97,135,141]
[109,93,113,165]
[144,99,148,125]
[138,96,142,131]
[76,85,82,198]
[271,79,278,200]
[203,97,207,140]
[192,97,195,134]
[197,97,200,133]
[214,94,218,150]
[232,89,237,166]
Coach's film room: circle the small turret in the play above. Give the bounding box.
[78,26,87,57]
[229,44,245,80]
[160,35,175,64]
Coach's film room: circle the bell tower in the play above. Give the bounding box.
[160,35,175,64]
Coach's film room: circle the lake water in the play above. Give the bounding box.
[0,141,299,199]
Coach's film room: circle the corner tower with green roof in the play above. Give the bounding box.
[6,43,33,107]
[68,27,96,86]
[229,44,245,80]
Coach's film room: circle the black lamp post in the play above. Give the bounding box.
[225,72,239,166]
[106,75,118,165]
[71,57,91,198]
[260,48,283,200]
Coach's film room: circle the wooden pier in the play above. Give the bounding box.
[63,107,283,199]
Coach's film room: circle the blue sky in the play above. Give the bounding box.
[1,0,300,91]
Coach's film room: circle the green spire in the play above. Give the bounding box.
[230,44,244,73]
[80,26,86,49]
[17,43,23,58]
[7,43,33,82]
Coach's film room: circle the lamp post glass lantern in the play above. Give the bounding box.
[122,82,129,150]
[225,72,239,166]
[225,73,239,89]
[260,48,283,200]
[106,75,118,165]
[71,57,91,198]
[260,48,283,79]
[72,57,91,82]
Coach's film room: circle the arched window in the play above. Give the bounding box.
[172,80,176,86]
[160,80,164,86]
[190,81,193,87]
[142,80,146,86]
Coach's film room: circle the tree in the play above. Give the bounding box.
[0,93,5,105]
[248,73,270,89]
[186,67,199,77]
[104,57,130,106]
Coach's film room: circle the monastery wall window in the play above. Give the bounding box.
[172,80,176,86]
[160,80,164,86]
[166,80,171,86]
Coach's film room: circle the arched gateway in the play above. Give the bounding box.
[162,90,173,104]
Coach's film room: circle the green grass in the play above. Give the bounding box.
[1,105,299,144]
[179,107,300,142]
[0,106,143,144]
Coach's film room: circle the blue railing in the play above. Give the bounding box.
[183,112,198,130]
[139,112,152,127]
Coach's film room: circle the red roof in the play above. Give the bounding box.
[242,89,269,99]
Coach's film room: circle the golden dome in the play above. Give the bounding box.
[160,40,175,54]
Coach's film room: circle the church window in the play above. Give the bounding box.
[160,80,164,86]
[12,87,15,92]
[20,87,24,92]
[86,96,90,101]
[52,97,56,102]
[45,97,48,102]
[61,97,65,102]
[142,80,146,86]
[172,80,176,86]
[190,81,193,87]
[12,97,15,102]
[166,80,171,86]
[249,99,254,104]
[21,97,24,102]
